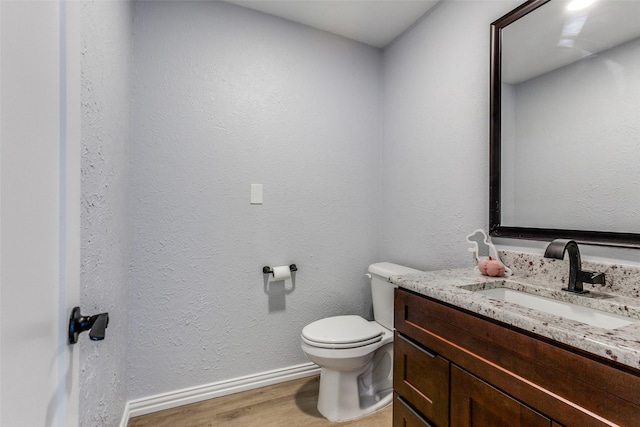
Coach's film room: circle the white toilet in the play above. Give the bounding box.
[300,262,421,421]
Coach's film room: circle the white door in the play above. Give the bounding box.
[0,1,80,426]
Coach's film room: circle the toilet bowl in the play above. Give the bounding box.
[300,262,421,421]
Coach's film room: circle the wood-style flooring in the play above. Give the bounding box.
[127,375,392,427]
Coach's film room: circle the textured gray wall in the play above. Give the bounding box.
[380,0,519,270]
[128,1,382,399]
[80,0,132,425]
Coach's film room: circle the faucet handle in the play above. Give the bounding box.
[578,270,606,285]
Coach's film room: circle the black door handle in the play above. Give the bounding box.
[68,306,109,344]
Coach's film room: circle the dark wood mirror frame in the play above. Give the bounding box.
[489,0,640,248]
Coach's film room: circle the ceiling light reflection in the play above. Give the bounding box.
[567,0,597,12]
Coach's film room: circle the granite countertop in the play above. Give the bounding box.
[390,252,640,371]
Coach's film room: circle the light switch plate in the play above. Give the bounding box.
[251,184,263,204]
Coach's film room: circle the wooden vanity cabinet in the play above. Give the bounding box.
[393,288,640,427]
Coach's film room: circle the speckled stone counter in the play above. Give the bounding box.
[390,251,640,371]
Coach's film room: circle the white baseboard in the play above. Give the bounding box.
[119,362,320,427]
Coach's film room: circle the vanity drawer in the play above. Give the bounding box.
[393,393,435,427]
[393,332,449,427]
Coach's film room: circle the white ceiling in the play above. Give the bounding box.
[222,0,440,48]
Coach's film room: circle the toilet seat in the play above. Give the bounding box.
[302,334,382,349]
[301,315,384,349]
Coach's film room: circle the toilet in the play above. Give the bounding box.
[300,262,421,421]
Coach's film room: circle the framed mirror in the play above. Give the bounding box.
[490,0,640,247]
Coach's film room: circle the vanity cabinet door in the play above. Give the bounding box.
[393,333,449,427]
[450,365,551,427]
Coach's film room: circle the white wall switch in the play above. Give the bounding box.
[250,184,263,204]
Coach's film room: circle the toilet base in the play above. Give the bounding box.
[316,342,393,421]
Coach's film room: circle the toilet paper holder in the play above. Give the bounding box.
[263,264,298,276]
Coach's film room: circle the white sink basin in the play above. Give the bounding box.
[474,287,637,330]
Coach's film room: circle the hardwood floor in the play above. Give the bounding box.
[128,375,392,427]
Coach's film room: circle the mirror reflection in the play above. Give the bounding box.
[494,0,640,242]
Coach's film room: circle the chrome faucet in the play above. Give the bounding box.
[543,239,605,294]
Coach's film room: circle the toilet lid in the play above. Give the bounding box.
[301,315,383,348]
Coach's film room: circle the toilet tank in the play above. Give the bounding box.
[368,262,421,330]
